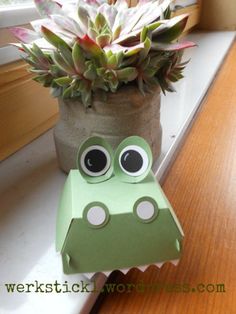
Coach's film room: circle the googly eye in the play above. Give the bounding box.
[81,145,111,177]
[114,136,152,183]
[133,198,158,223]
[119,145,149,177]
[77,137,113,183]
[83,203,109,228]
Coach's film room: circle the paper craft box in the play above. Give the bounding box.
[56,136,184,276]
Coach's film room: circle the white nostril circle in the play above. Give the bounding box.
[87,206,106,226]
[136,201,155,220]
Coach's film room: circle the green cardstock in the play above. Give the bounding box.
[56,136,184,275]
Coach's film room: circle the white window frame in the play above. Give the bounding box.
[0,4,39,28]
[0,4,39,65]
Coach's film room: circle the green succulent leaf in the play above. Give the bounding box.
[63,85,74,98]
[72,42,86,74]
[31,43,50,67]
[140,26,148,42]
[144,67,156,78]
[58,44,75,69]
[22,56,39,68]
[153,14,189,43]
[139,37,151,61]
[112,25,122,41]
[78,6,90,33]
[10,0,196,106]
[95,13,108,31]
[33,73,53,87]
[116,67,138,82]
[29,69,49,74]
[137,75,145,96]
[53,51,76,75]
[164,5,172,19]
[77,35,106,66]
[41,26,71,50]
[107,54,118,69]
[84,62,97,80]
[96,34,112,48]
[54,76,73,86]
[151,40,196,51]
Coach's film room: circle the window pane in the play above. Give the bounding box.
[0,0,33,7]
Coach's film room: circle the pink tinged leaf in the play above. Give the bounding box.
[53,51,76,75]
[98,3,117,29]
[112,10,126,34]
[78,6,90,34]
[9,43,26,52]
[31,18,56,33]
[116,67,138,81]
[41,25,71,50]
[77,34,103,56]
[133,0,173,31]
[33,38,55,50]
[51,14,84,37]
[152,14,189,42]
[120,2,151,35]
[34,0,62,17]
[9,27,40,43]
[96,34,111,48]
[72,42,86,74]
[151,40,196,51]
[113,29,141,45]
[10,40,54,52]
[31,18,75,43]
[104,42,145,56]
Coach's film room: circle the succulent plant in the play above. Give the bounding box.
[10,0,196,107]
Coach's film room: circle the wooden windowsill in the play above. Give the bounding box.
[94,40,236,314]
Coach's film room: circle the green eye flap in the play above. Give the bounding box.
[77,136,113,183]
[114,136,153,183]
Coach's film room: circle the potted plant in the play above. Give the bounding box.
[11,0,195,173]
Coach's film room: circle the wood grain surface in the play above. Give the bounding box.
[94,42,236,314]
[0,61,58,161]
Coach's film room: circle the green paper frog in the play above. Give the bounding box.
[56,136,184,277]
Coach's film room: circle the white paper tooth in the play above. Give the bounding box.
[171,259,179,266]
[102,270,112,277]
[84,272,96,280]
[119,268,130,274]
[138,265,149,272]
[155,262,164,268]
[83,260,180,279]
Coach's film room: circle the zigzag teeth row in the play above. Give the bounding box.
[119,267,130,274]
[84,272,96,280]
[170,259,179,266]
[84,260,180,279]
[102,270,113,277]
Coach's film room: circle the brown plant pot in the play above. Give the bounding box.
[54,85,162,173]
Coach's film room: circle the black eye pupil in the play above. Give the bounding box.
[85,149,107,173]
[121,150,143,173]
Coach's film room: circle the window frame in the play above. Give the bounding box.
[0,4,39,64]
[0,4,39,28]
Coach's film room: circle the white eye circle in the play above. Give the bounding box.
[136,201,155,221]
[87,206,107,226]
[119,145,149,177]
[80,145,111,177]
